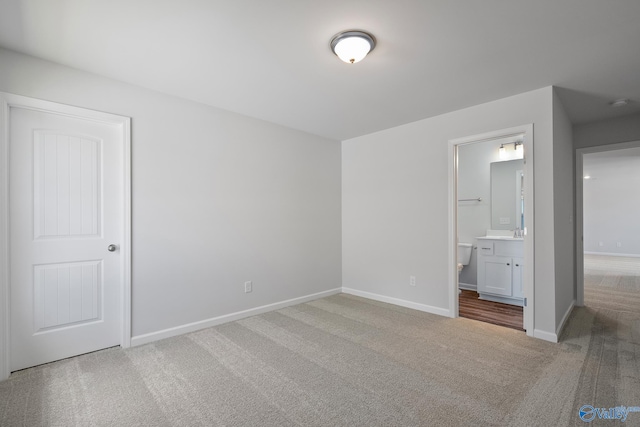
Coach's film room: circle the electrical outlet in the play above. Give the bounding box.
[409,276,416,287]
[244,281,252,293]
[599,242,604,247]
[617,242,622,248]
[499,217,510,225]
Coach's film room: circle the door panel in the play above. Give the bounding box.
[34,261,102,332]
[10,106,123,371]
[34,132,102,239]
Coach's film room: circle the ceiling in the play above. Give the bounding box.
[0,0,639,141]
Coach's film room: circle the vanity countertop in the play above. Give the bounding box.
[476,236,524,241]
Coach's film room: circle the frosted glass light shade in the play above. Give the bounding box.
[515,142,524,158]
[331,31,376,64]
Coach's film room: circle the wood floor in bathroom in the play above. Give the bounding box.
[459,290,524,331]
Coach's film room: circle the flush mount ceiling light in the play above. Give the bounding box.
[609,98,630,108]
[330,30,376,64]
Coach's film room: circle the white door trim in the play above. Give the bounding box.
[448,124,535,337]
[575,139,640,307]
[0,92,131,381]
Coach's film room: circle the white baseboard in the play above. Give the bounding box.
[556,299,575,340]
[341,287,450,317]
[131,288,342,347]
[584,251,640,258]
[458,282,477,291]
[533,329,558,343]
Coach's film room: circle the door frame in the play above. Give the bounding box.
[575,139,640,307]
[448,124,535,336]
[0,92,132,381]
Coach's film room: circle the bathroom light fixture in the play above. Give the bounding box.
[609,98,630,108]
[498,141,523,160]
[515,141,523,157]
[330,30,376,64]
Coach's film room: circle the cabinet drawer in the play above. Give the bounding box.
[478,242,494,256]
[494,240,523,257]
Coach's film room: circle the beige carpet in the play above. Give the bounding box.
[577,254,640,421]
[1,258,639,426]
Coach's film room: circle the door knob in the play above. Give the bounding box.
[107,244,118,252]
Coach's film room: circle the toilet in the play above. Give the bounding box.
[457,243,473,294]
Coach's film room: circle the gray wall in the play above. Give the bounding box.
[0,48,342,338]
[552,89,576,329]
[1,46,580,342]
[583,149,640,256]
[574,113,640,149]
[342,86,560,337]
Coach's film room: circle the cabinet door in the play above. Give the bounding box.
[478,256,512,296]
[512,257,524,298]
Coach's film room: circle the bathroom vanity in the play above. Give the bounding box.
[476,236,524,306]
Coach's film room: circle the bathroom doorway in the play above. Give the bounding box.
[448,125,534,336]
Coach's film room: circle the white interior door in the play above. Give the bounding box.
[9,105,125,371]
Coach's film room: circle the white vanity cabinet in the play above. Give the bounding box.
[476,237,524,306]
[512,257,524,299]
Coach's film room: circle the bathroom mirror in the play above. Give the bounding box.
[490,159,524,230]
